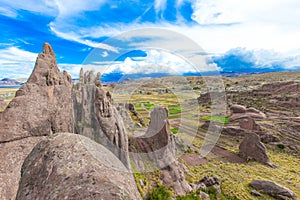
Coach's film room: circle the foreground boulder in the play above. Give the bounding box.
[0,136,45,200]
[239,132,276,167]
[16,133,141,200]
[250,180,297,200]
[73,69,129,167]
[0,43,73,142]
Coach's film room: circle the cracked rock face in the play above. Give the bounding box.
[16,133,141,200]
[0,43,74,142]
[73,69,129,167]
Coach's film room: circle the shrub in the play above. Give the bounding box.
[176,192,200,200]
[147,185,172,200]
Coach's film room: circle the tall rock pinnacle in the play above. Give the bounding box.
[0,42,74,142]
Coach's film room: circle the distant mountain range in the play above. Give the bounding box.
[1,69,299,85]
[0,78,24,86]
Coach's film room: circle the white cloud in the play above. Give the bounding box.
[0,0,57,17]
[154,0,167,13]
[0,47,37,79]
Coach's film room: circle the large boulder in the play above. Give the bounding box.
[0,43,74,142]
[16,133,141,200]
[238,132,275,167]
[250,180,297,200]
[73,69,129,167]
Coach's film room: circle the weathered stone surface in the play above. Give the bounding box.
[239,117,260,131]
[16,133,141,200]
[0,136,45,200]
[222,126,248,136]
[73,69,129,167]
[0,96,6,111]
[239,132,275,167]
[129,107,192,195]
[250,180,297,200]
[0,43,74,142]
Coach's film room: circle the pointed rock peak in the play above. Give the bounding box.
[43,42,55,57]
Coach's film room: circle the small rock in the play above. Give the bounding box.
[139,179,145,187]
[199,176,220,187]
[200,191,210,200]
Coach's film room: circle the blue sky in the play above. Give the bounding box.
[0,0,300,79]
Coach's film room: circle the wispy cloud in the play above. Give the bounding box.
[49,26,119,53]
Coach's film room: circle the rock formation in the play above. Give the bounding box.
[16,133,141,200]
[0,43,74,199]
[129,107,192,195]
[229,104,266,121]
[250,180,297,200]
[0,43,74,142]
[73,69,129,167]
[0,96,6,111]
[238,132,276,167]
[239,117,260,131]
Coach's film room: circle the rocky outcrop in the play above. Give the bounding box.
[229,104,266,121]
[0,43,74,142]
[239,132,276,167]
[250,180,297,200]
[73,69,129,167]
[0,96,6,111]
[129,107,192,195]
[0,43,74,199]
[16,133,141,200]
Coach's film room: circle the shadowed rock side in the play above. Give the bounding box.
[129,107,192,195]
[0,43,73,142]
[16,133,141,200]
[73,69,129,167]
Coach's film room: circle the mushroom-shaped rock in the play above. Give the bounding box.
[16,133,141,200]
